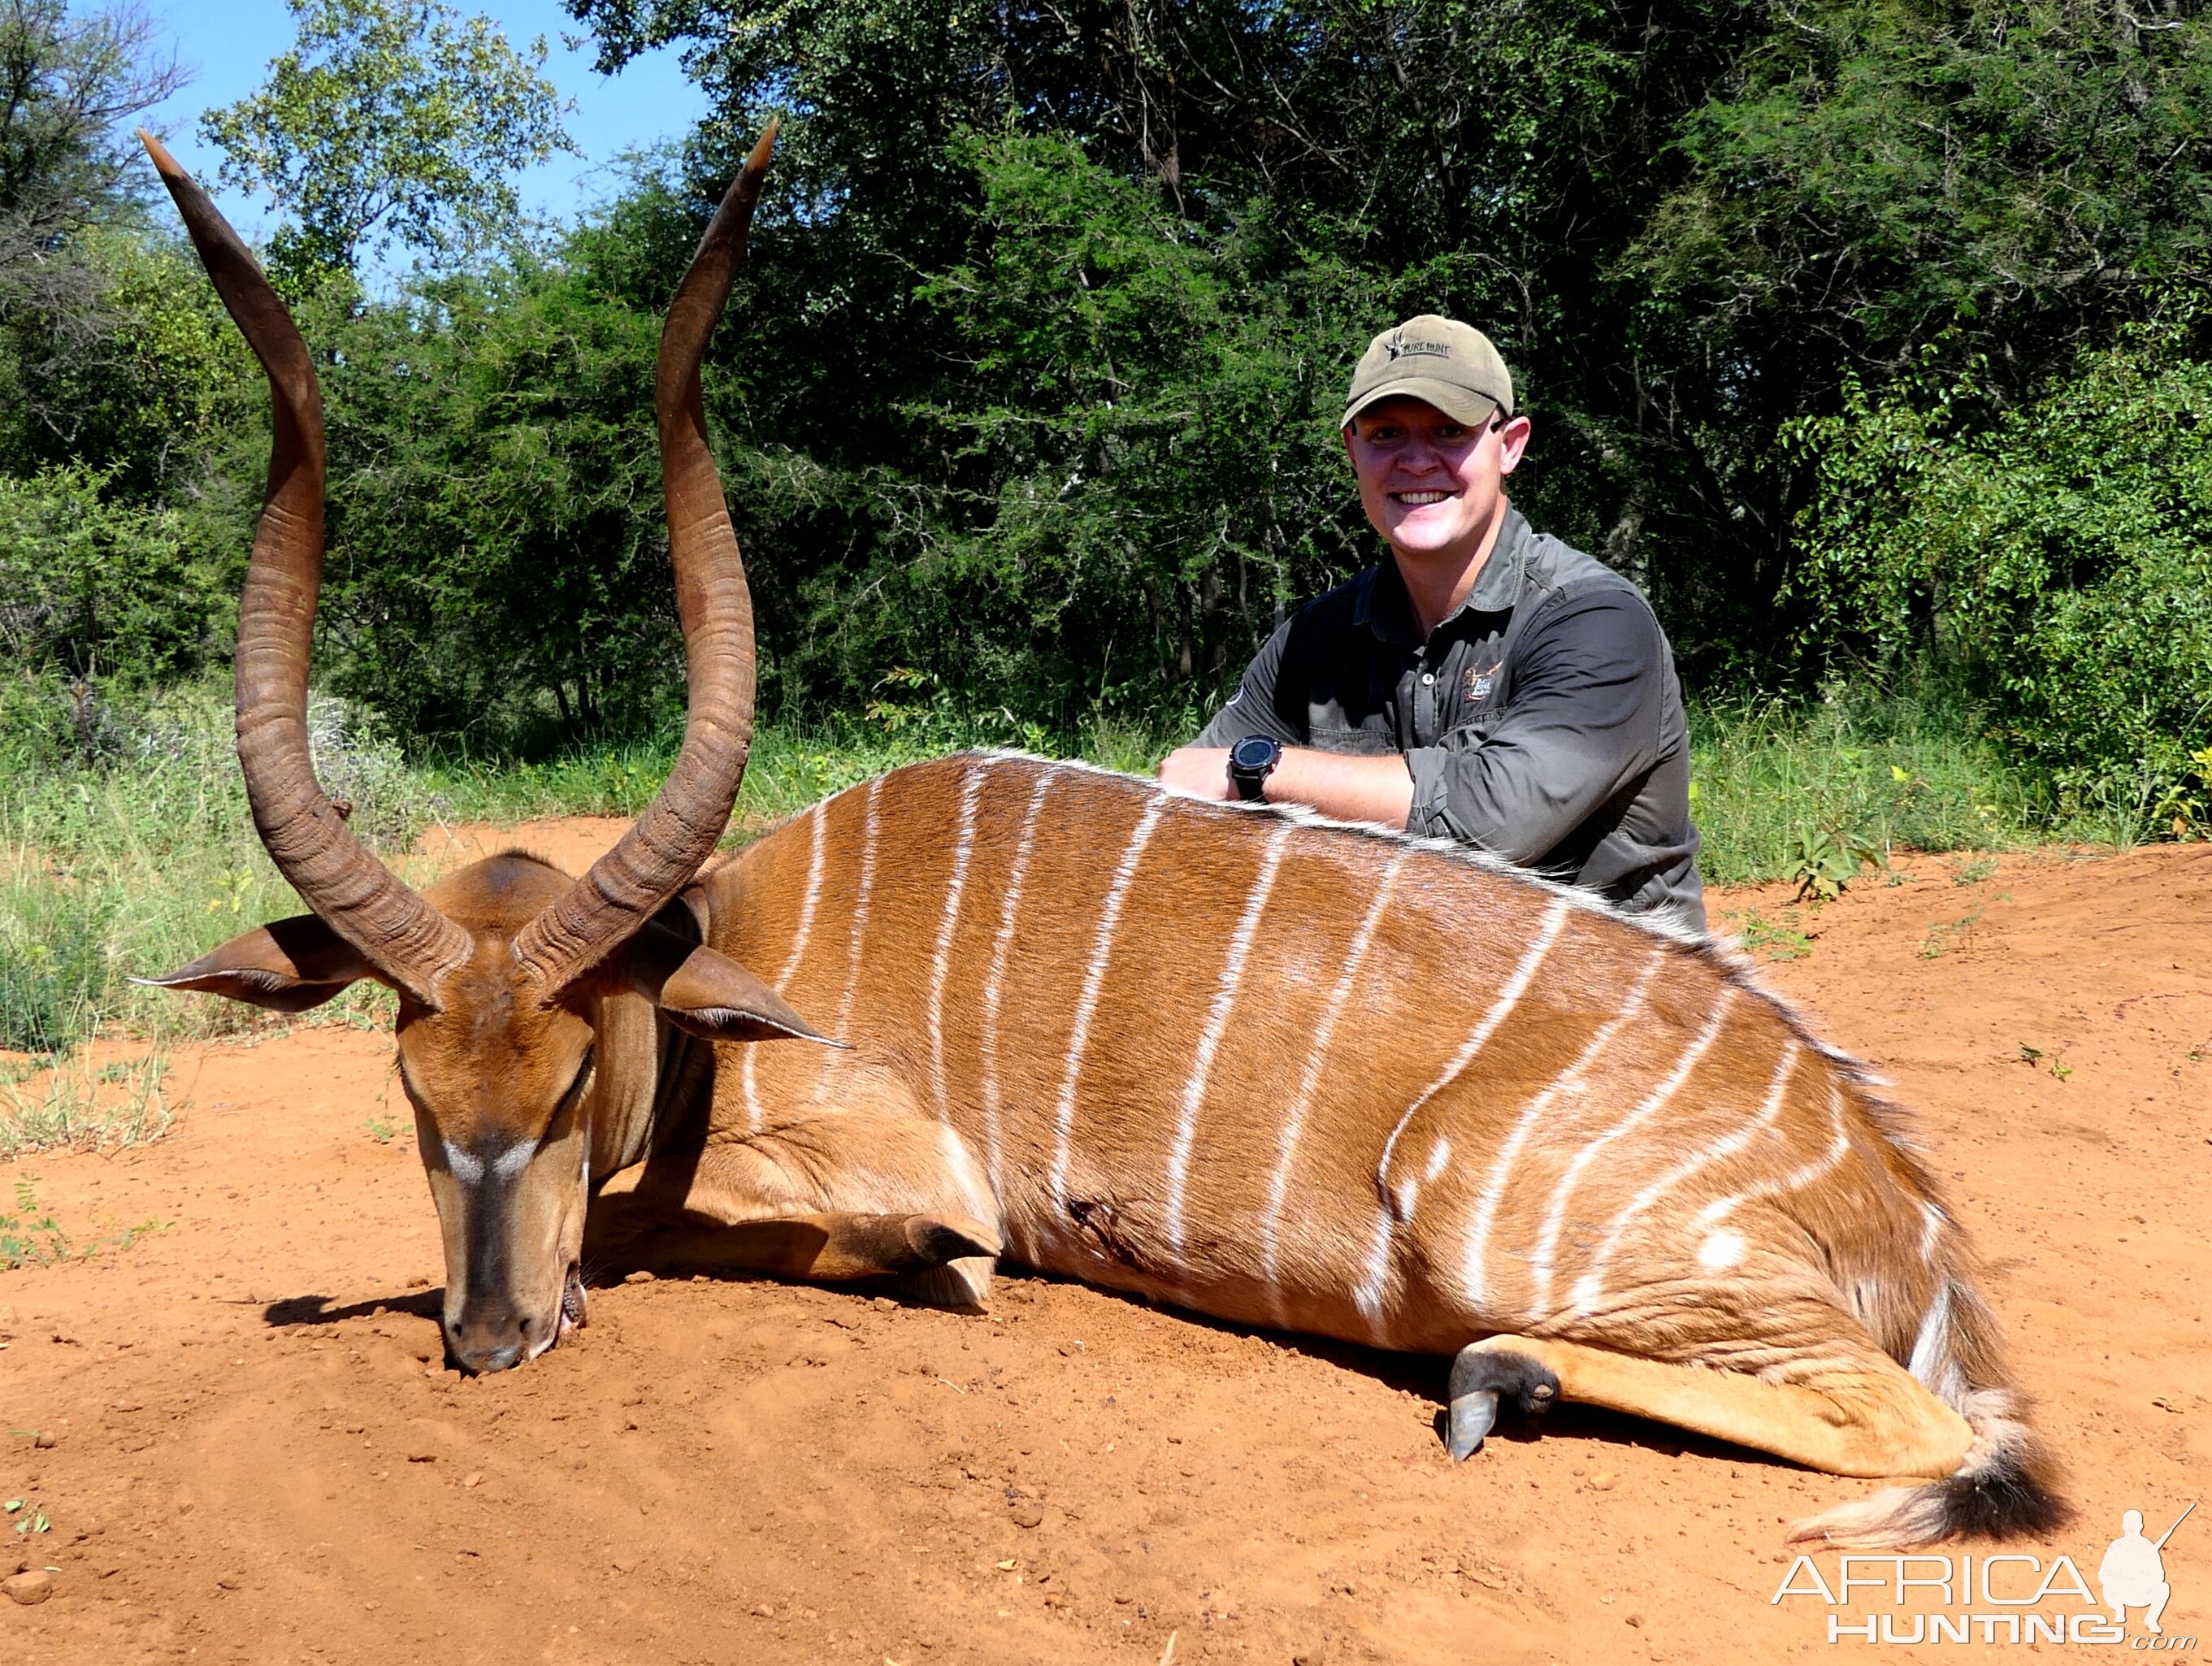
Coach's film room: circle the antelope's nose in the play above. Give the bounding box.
[447,1304,550,1374]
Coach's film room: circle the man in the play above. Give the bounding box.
[1158,315,1706,932]
[2099,1509,2175,1635]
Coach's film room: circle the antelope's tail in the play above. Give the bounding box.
[1796,1238,2069,1547]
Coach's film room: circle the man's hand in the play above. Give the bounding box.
[1158,744,1415,830]
[1156,746,1235,800]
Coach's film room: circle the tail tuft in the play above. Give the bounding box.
[1789,1388,2069,1549]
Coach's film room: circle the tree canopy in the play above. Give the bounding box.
[0,0,2206,828]
[200,0,575,280]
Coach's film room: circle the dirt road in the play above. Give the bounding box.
[6,833,2207,1663]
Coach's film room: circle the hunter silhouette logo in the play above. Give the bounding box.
[2102,1503,2191,1636]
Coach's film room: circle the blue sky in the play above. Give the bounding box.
[137,0,709,245]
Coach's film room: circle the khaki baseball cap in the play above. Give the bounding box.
[1341,315,1514,430]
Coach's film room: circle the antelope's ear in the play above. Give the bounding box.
[624,926,835,1045]
[137,913,379,1013]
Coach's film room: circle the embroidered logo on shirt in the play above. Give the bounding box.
[1464,661,1502,702]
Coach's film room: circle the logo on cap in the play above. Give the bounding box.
[1386,331,1453,362]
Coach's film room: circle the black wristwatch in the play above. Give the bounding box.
[1228,735,1282,803]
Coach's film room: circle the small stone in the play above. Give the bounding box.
[2,1569,52,1605]
[216,1575,243,1591]
[111,1399,142,1412]
[610,1553,640,1574]
[624,1270,656,1285]
[31,1432,56,1450]
[1586,1470,1618,1491]
[1009,1502,1044,1529]
[1625,1614,1644,1629]
[461,1472,483,1490]
[751,1603,774,1617]
[874,1297,898,1311]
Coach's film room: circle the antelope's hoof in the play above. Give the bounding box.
[1446,1391,1498,1460]
[903,1213,1003,1265]
[1443,1344,1560,1460]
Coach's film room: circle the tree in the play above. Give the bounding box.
[199,0,575,281]
[0,0,186,458]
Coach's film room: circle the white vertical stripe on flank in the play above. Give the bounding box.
[926,761,988,1124]
[1917,1198,1945,1264]
[1048,793,1166,1208]
[1164,820,1293,1253]
[1260,850,1404,1326]
[1469,949,1665,1314]
[833,776,884,1039]
[1694,1080,1852,1230]
[1353,896,1573,1333]
[1571,1038,1802,1308]
[978,766,1055,1192]
[1527,987,1733,1311]
[939,1119,996,1227]
[743,800,827,1131]
[1556,991,1737,1315]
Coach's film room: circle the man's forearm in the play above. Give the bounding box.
[1267,747,1414,826]
[1156,745,1414,830]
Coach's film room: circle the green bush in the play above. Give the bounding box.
[0,467,237,686]
[1789,332,2212,835]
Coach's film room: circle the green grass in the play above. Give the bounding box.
[0,673,2136,1094]
[1685,688,2128,887]
[0,1048,175,1158]
[419,711,1175,828]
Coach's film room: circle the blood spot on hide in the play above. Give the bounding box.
[1065,1197,1151,1270]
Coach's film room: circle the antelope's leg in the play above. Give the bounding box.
[587,1108,1003,1309]
[1446,1334,1974,1480]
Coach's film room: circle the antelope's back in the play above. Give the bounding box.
[705,755,1932,1353]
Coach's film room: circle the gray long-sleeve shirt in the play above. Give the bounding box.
[1195,508,1706,933]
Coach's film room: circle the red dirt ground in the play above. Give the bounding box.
[5,828,2207,1664]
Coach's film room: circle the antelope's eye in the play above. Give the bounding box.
[563,1048,595,1107]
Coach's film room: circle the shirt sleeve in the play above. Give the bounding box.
[1403,588,1666,862]
[1191,617,1304,748]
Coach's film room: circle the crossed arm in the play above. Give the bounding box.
[1159,588,1666,849]
[1155,745,1416,827]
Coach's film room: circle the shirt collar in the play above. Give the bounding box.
[1354,505,1531,647]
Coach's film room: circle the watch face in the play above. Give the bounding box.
[1230,735,1280,771]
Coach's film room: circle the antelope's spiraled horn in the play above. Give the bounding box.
[138,130,473,1006]
[510,123,776,993]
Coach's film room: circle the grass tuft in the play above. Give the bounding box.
[0,1048,175,1158]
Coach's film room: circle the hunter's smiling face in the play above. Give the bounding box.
[1343,395,1529,567]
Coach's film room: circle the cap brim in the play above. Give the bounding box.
[1340,379,1503,431]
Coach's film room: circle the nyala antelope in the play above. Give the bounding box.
[141,127,2062,1549]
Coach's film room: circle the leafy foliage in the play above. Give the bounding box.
[199,0,575,280]
[0,0,187,462]
[1790,325,2212,834]
[0,465,236,681]
[0,0,2206,853]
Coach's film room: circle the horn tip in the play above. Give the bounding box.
[137,128,184,178]
[748,119,779,171]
